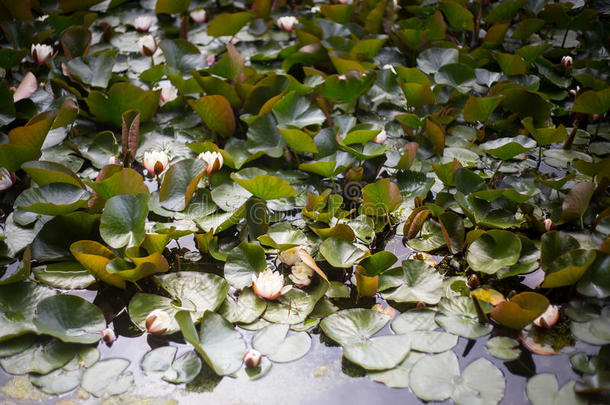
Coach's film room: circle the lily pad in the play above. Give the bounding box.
[466,230,522,274]
[252,324,312,363]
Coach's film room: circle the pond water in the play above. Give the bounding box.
[0,236,600,404]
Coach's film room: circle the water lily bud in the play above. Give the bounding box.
[243,349,262,368]
[279,247,301,266]
[100,328,116,344]
[143,150,169,175]
[159,85,178,106]
[561,55,573,70]
[467,274,480,289]
[190,9,207,23]
[0,168,15,191]
[289,262,314,288]
[138,35,157,57]
[569,86,580,98]
[134,16,154,32]
[416,301,426,309]
[108,156,121,165]
[31,44,53,65]
[252,269,292,300]
[533,305,559,328]
[145,309,170,334]
[197,151,223,175]
[543,218,554,232]
[373,130,387,144]
[277,16,298,33]
[206,54,215,66]
[311,6,321,13]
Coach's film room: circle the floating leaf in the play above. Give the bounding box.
[466,230,522,274]
[491,292,549,330]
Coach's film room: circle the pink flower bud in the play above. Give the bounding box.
[243,349,262,368]
[134,16,154,32]
[100,328,116,344]
[190,9,207,23]
[138,35,157,57]
[145,309,170,334]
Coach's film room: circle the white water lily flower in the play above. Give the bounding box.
[134,16,154,32]
[190,9,207,23]
[277,16,298,33]
[252,269,292,300]
[138,35,157,56]
[159,84,178,106]
[373,130,387,144]
[143,150,169,175]
[533,305,559,328]
[243,349,262,368]
[0,168,15,191]
[278,247,302,266]
[289,262,314,288]
[198,151,223,175]
[561,55,573,70]
[145,309,171,334]
[31,43,53,65]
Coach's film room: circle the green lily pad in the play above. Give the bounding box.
[480,135,536,160]
[361,178,403,218]
[0,282,56,341]
[230,172,297,201]
[0,340,77,375]
[466,230,522,274]
[86,82,159,127]
[176,310,246,376]
[34,294,105,344]
[141,346,202,384]
[14,183,90,216]
[159,158,207,211]
[486,336,521,360]
[218,287,267,325]
[379,260,443,304]
[224,242,267,289]
[252,324,312,363]
[527,374,587,405]
[100,193,149,249]
[156,271,229,316]
[319,237,367,268]
[263,281,328,325]
[81,358,133,397]
[410,351,505,404]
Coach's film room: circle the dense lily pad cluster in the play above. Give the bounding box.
[0,0,609,403]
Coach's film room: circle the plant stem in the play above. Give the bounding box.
[489,160,504,186]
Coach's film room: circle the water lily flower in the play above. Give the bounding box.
[198,151,223,175]
[159,84,178,106]
[12,72,37,102]
[311,6,321,13]
[561,55,573,70]
[289,262,314,288]
[100,328,116,344]
[543,218,554,232]
[252,269,292,300]
[277,16,298,33]
[533,305,559,328]
[373,130,387,144]
[134,16,154,32]
[143,150,169,175]
[382,64,396,74]
[279,247,301,266]
[138,35,157,57]
[243,349,262,368]
[31,44,53,65]
[145,309,171,334]
[206,54,215,66]
[190,9,207,23]
[108,155,121,165]
[0,168,15,191]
